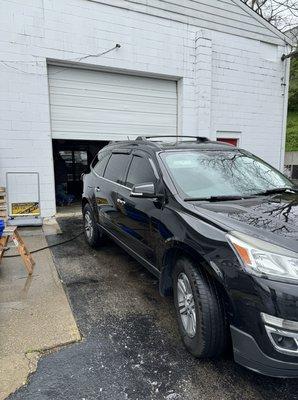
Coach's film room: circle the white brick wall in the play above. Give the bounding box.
[0,0,289,218]
[210,33,287,166]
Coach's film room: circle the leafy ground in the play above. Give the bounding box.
[286,111,298,152]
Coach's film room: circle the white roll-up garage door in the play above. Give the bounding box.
[48,66,177,141]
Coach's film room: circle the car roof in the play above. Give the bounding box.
[105,136,238,154]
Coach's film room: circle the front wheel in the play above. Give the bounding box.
[173,257,227,358]
[83,203,103,248]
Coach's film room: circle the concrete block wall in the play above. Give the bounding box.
[210,33,287,167]
[0,0,289,218]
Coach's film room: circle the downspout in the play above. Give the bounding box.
[280,44,291,171]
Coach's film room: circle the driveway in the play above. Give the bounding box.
[9,216,298,400]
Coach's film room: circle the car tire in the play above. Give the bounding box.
[83,203,103,248]
[173,257,227,358]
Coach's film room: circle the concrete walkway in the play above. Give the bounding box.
[0,228,80,399]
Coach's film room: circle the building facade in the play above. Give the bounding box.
[0,0,292,219]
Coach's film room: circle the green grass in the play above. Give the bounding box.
[286,111,298,152]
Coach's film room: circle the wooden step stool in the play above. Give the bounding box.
[0,187,35,275]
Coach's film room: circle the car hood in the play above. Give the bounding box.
[191,192,298,252]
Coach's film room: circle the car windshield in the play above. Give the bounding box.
[160,150,295,199]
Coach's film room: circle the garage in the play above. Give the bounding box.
[48,65,178,204]
[1,0,292,221]
[48,65,178,141]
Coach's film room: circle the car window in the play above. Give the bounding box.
[93,151,110,176]
[104,153,130,184]
[161,150,294,199]
[126,156,156,189]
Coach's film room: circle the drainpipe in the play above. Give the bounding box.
[280,47,291,172]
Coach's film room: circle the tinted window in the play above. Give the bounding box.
[126,156,156,188]
[104,153,130,184]
[93,151,110,176]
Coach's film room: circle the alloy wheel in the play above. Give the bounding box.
[177,272,197,338]
[84,211,94,240]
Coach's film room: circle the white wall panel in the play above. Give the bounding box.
[88,0,285,44]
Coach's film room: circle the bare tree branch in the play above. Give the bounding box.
[243,0,298,32]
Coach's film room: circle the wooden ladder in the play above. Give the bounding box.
[0,187,35,275]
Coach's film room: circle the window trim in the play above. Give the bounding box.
[99,175,131,190]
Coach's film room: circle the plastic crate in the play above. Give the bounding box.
[0,219,4,238]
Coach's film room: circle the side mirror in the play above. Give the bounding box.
[130,182,156,198]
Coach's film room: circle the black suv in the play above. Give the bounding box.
[82,136,298,378]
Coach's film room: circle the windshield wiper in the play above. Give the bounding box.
[184,195,245,202]
[254,187,298,196]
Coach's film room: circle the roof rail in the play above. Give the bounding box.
[135,135,210,143]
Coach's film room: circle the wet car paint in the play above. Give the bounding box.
[82,142,298,376]
[196,193,298,249]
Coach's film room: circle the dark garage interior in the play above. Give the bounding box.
[52,139,109,205]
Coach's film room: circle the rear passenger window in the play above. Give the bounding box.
[126,156,156,188]
[104,154,130,184]
[93,151,110,176]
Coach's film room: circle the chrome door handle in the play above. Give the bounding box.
[117,199,126,205]
[95,187,101,192]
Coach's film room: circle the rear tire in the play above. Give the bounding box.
[83,203,103,248]
[173,257,227,358]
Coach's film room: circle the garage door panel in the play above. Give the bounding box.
[49,66,177,140]
[51,120,176,139]
[50,92,177,106]
[50,98,176,115]
[49,67,175,92]
[49,81,177,100]
[51,109,177,127]
[50,78,176,96]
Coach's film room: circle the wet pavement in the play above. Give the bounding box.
[9,217,298,400]
[0,228,79,400]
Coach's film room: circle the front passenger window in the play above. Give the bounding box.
[104,153,130,184]
[126,156,156,189]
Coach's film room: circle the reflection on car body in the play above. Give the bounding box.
[82,136,298,378]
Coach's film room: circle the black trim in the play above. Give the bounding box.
[231,326,298,378]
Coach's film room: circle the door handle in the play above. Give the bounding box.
[117,198,126,205]
[95,187,101,192]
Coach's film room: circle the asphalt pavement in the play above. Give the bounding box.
[8,216,298,400]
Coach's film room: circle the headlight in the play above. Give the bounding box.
[227,231,298,281]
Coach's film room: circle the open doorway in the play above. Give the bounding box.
[52,139,109,207]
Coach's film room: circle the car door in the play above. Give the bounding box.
[114,151,161,265]
[94,149,131,241]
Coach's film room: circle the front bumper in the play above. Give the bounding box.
[231,326,298,378]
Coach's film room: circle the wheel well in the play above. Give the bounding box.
[160,246,199,296]
[160,246,232,317]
